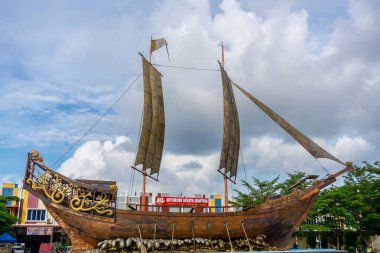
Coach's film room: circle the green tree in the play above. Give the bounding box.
[301,161,380,249]
[0,196,18,234]
[343,161,380,236]
[232,171,316,207]
[279,171,312,195]
[301,186,353,249]
[231,176,281,207]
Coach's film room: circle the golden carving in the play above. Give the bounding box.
[26,172,69,204]
[70,192,113,216]
[29,149,43,162]
[29,150,39,158]
[267,191,300,208]
[26,171,113,216]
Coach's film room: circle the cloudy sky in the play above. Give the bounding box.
[1,0,379,197]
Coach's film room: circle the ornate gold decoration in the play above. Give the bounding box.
[70,191,113,216]
[26,171,113,216]
[29,149,43,162]
[26,172,69,204]
[345,161,353,166]
[109,184,118,192]
[267,191,300,208]
[29,150,39,157]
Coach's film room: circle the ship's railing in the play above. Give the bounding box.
[121,186,317,213]
[121,203,245,213]
[23,154,117,219]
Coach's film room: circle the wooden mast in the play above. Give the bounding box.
[149,35,153,63]
[141,36,153,211]
[221,41,228,211]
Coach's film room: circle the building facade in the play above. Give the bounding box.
[0,183,20,217]
[209,194,223,213]
[1,183,67,253]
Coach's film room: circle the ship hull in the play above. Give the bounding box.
[24,157,346,253]
[25,184,319,252]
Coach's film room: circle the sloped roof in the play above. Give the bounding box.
[0,233,16,243]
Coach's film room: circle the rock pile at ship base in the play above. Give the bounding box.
[84,234,277,252]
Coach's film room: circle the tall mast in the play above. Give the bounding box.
[135,36,167,211]
[141,36,153,211]
[221,41,225,67]
[221,42,229,211]
[149,35,153,63]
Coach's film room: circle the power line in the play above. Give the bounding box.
[50,73,143,169]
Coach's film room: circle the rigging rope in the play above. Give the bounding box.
[154,63,219,72]
[230,179,234,205]
[170,222,176,252]
[206,222,215,251]
[240,149,248,182]
[240,221,253,251]
[224,222,234,252]
[316,158,330,175]
[50,73,143,169]
[126,169,135,204]
[153,223,157,252]
[191,221,196,252]
[48,60,336,190]
[128,105,145,202]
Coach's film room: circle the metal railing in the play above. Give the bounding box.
[122,203,244,213]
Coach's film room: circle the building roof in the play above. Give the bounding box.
[0,233,16,243]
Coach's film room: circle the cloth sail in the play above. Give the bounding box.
[151,38,168,53]
[134,56,165,175]
[219,65,240,179]
[232,82,344,165]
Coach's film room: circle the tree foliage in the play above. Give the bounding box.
[0,195,18,234]
[232,162,380,248]
[342,161,380,235]
[279,171,312,195]
[231,176,281,206]
[302,162,380,236]
[231,171,310,207]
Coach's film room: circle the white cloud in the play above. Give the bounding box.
[59,136,132,179]
[155,152,220,195]
[1,0,379,190]
[58,136,222,196]
[243,136,318,177]
[0,174,22,186]
[333,136,372,162]
[57,133,373,196]
[242,134,374,180]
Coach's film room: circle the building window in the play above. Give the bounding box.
[27,209,46,221]
[2,188,13,205]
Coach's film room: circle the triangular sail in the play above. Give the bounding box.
[219,65,240,179]
[134,56,165,175]
[233,82,344,165]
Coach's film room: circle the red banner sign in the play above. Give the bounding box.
[155,196,208,206]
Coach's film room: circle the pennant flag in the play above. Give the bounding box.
[150,37,170,62]
[151,38,168,52]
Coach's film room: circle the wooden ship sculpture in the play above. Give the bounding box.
[23,39,353,252]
